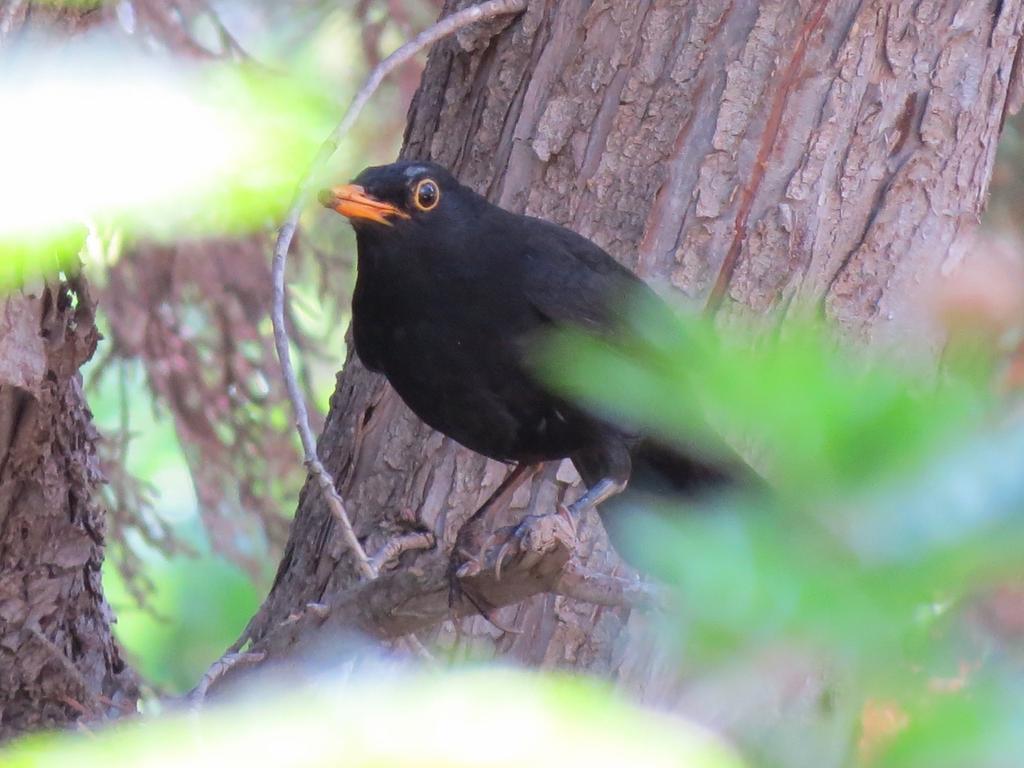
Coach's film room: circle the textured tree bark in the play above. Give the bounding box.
[0,0,108,43]
[0,280,138,740]
[0,3,137,741]
[243,0,1024,703]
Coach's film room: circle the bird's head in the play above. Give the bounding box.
[318,161,473,232]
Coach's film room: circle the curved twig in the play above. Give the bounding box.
[270,0,529,582]
[188,651,266,706]
[190,0,530,706]
[370,531,437,573]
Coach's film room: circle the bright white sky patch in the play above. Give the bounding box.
[0,47,329,248]
[1,64,231,235]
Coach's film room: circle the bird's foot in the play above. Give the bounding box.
[446,507,578,628]
[483,508,578,583]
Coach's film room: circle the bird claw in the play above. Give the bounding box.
[477,521,530,583]
[494,539,515,581]
[484,511,578,582]
[448,507,578,628]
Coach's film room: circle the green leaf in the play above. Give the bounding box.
[3,671,745,768]
[533,299,986,503]
[0,52,334,288]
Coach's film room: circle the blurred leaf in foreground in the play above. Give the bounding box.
[873,673,1024,768]
[0,45,334,289]
[2,670,744,768]
[535,297,988,502]
[535,298,1022,766]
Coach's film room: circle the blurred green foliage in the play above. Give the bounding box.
[0,59,337,291]
[537,298,1023,766]
[1,671,743,768]
[538,301,988,500]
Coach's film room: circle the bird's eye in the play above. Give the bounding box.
[413,179,440,211]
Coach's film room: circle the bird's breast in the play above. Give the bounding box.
[351,287,580,462]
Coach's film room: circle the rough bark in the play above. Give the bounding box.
[0,279,137,740]
[242,0,1024,702]
[0,3,138,741]
[0,0,108,44]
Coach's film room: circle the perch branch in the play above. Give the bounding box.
[554,562,663,610]
[258,508,576,656]
[253,524,660,659]
[247,502,656,669]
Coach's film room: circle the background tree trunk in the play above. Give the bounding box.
[243,0,1023,704]
[0,279,138,739]
[0,4,138,741]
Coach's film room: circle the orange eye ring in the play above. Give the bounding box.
[413,178,440,212]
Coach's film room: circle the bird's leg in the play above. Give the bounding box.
[561,441,632,523]
[563,477,628,519]
[490,476,627,578]
[491,444,632,578]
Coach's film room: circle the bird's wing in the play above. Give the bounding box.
[519,218,650,334]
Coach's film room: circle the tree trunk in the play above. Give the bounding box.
[0,279,138,739]
[242,0,1024,698]
[0,4,137,741]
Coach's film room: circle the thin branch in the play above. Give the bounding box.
[200,1,532,694]
[187,651,266,705]
[134,0,218,59]
[199,0,253,61]
[270,0,528,580]
[165,1,532,707]
[370,531,436,573]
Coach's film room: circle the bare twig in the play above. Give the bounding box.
[256,519,575,655]
[134,0,217,59]
[270,0,528,580]
[182,3,536,704]
[188,651,266,705]
[197,3,529,699]
[369,531,436,573]
[196,1,533,695]
[199,0,253,60]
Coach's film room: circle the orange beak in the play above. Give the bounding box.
[318,184,408,226]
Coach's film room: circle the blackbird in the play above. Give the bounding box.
[319,160,752,569]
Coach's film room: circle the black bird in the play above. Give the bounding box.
[319,160,752,568]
